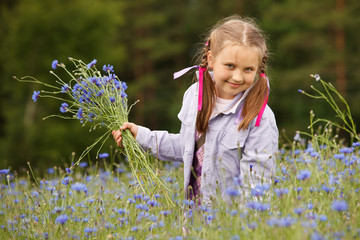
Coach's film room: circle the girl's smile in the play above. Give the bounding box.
[208,44,260,99]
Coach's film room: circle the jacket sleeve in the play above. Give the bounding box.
[240,105,279,188]
[134,84,196,162]
[135,126,183,162]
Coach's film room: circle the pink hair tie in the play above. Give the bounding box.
[173,66,206,111]
[260,73,266,78]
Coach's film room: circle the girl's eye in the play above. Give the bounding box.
[226,64,234,69]
[245,67,254,72]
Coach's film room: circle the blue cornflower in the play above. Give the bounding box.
[230,209,238,216]
[79,162,88,168]
[321,184,335,193]
[47,168,55,174]
[87,59,97,69]
[61,84,69,93]
[84,227,97,233]
[297,169,311,180]
[32,91,40,102]
[147,199,158,207]
[149,214,157,222]
[99,153,109,158]
[249,164,253,172]
[274,188,289,197]
[65,168,73,174]
[60,102,68,113]
[226,188,240,197]
[61,176,72,185]
[233,175,243,186]
[294,207,304,215]
[31,190,39,197]
[352,142,360,147]
[339,147,354,154]
[333,153,345,160]
[71,182,87,192]
[121,91,127,98]
[331,200,348,211]
[0,169,10,175]
[121,81,128,91]
[109,96,115,103]
[96,90,104,97]
[76,108,84,120]
[182,199,194,206]
[51,60,58,69]
[103,64,114,73]
[55,214,69,224]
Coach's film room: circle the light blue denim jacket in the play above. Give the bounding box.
[136,83,278,205]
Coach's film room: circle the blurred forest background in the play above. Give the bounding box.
[1,0,359,170]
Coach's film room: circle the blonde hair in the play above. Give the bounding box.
[195,15,269,133]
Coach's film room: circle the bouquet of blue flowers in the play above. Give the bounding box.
[15,57,173,205]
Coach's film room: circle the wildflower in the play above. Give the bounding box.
[61,84,69,93]
[121,81,128,90]
[65,168,73,174]
[339,147,354,154]
[274,188,289,197]
[79,162,88,168]
[103,64,114,73]
[96,90,104,97]
[226,188,240,197]
[76,108,84,120]
[310,74,321,81]
[297,169,311,180]
[60,102,68,113]
[109,96,115,103]
[298,89,304,93]
[87,59,97,69]
[99,153,109,158]
[333,153,345,160]
[293,131,301,142]
[246,201,270,211]
[71,182,87,192]
[32,91,40,102]
[0,169,10,175]
[233,175,243,186]
[249,164,253,172]
[352,142,360,147]
[294,207,304,215]
[55,214,69,224]
[331,200,348,211]
[52,60,58,69]
[321,184,335,193]
[47,168,55,174]
[121,91,127,98]
[61,176,72,185]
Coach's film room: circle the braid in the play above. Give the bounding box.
[199,40,210,68]
[196,40,216,133]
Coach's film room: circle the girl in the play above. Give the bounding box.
[112,15,278,207]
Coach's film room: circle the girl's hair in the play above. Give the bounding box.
[195,15,269,133]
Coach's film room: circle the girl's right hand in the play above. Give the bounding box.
[112,122,138,147]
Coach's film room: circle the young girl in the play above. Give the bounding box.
[112,15,278,207]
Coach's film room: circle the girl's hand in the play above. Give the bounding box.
[112,122,138,147]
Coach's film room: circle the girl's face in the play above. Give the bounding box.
[208,44,259,99]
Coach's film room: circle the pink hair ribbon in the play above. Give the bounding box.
[255,73,270,127]
[173,66,207,111]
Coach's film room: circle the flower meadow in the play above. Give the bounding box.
[6,67,359,239]
[1,138,360,239]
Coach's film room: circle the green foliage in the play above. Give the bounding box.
[1,0,360,168]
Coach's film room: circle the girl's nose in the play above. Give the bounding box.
[232,71,243,83]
